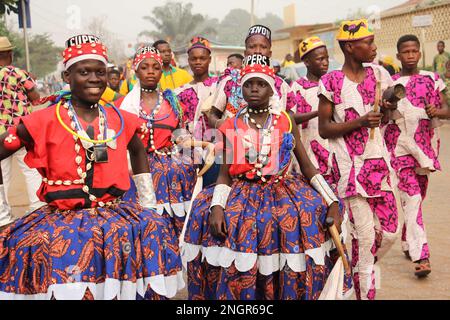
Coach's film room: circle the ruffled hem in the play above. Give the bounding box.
[0,272,185,300]
[182,239,336,275]
[156,201,190,218]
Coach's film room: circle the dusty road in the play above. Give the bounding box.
[7,125,450,300]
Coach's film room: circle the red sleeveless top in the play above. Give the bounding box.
[20,104,140,210]
[219,111,292,181]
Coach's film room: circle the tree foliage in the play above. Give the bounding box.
[0,0,18,15]
[0,18,62,78]
[87,16,126,64]
[140,1,285,48]
[139,1,217,49]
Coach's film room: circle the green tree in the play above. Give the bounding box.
[140,1,217,49]
[87,16,126,64]
[216,9,284,46]
[217,9,250,46]
[15,34,62,78]
[0,19,62,78]
[0,0,18,15]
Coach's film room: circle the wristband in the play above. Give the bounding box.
[210,184,232,210]
[310,174,339,207]
[132,173,157,210]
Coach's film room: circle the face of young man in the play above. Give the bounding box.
[188,48,211,77]
[245,35,272,57]
[108,73,121,91]
[155,43,173,65]
[437,42,445,54]
[397,41,421,70]
[227,56,243,69]
[345,36,377,63]
[242,77,273,109]
[135,58,162,88]
[65,59,107,105]
[304,46,329,78]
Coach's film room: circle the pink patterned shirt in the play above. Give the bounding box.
[318,64,394,199]
[175,77,219,139]
[291,77,332,179]
[384,71,446,172]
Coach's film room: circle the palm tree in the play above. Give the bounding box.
[0,0,18,15]
[140,1,217,50]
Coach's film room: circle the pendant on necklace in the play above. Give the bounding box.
[94,145,109,163]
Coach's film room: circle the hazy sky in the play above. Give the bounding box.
[7,0,406,46]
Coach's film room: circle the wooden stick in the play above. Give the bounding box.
[326,217,351,275]
[370,80,381,140]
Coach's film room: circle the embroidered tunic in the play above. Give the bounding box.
[291,77,332,177]
[318,64,394,199]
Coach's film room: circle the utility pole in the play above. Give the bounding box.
[20,0,31,71]
[250,0,255,26]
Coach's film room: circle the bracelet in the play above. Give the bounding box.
[310,174,339,207]
[210,184,232,210]
[133,173,157,210]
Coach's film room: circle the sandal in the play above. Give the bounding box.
[414,259,431,278]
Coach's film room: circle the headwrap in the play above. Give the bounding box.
[188,36,211,54]
[299,36,326,60]
[133,46,163,70]
[241,54,276,95]
[245,24,272,44]
[336,18,374,42]
[62,35,108,71]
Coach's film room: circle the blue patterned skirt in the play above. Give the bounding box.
[123,152,197,237]
[0,201,184,300]
[183,173,352,300]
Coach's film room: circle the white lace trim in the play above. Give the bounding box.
[182,239,335,276]
[156,201,190,218]
[0,272,185,300]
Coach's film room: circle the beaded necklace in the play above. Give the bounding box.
[235,106,281,183]
[45,102,116,207]
[139,91,174,156]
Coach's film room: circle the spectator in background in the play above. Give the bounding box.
[227,53,244,70]
[153,40,193,90]
[107,68,121,93]
[433,40,450,77]
[0,37,46,225]
[119,60,138,96]
[443,60,450,105]
[272,59,290,85]
[379,54,400,76]
[282,53,295,67]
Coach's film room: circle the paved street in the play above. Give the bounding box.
[7,125,450,300]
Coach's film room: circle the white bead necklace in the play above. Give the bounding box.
[42,103,113,208]
[243,107,280,183]
[139,91,174,156]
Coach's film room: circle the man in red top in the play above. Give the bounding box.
[0,37,45,226]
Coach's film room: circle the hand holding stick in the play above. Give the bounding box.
[370,80,382,140]
[326,217,351,275]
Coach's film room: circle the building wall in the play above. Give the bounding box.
[272,38,295,63]
[282,2,450,67]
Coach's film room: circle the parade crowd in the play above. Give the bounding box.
[0,17,449,301]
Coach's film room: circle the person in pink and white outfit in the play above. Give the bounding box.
[385,34,450,278]
[318,19,400,300]
[291,36,334,184]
